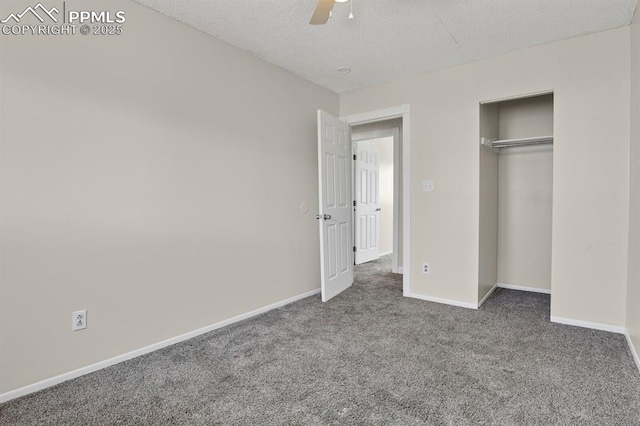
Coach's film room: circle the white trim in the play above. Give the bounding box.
[497,283,551,294]
[343,104,411,296]
[402,108,410,296]
[0,288,321,404]
[397,266,404,274]
[352,128,401,274]
[625,330,640,373]
[342,104,410,126]
[478,284,497,308]
[378,250,393,257]
[391,127,400,275]
[410,293,478,310]
[550,316,626,334]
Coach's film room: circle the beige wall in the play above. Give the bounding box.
[352,119,403,267]
[371,137,394,255]
[341,27,630,323]
[627,5,640,362]
[478,104,499,302]
[0,0,338,394]
[498,95,554,140]
[498,149,553,290]
[495,96,554,291]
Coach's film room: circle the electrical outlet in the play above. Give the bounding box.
[422,263,430,274]
[72,310,87,331]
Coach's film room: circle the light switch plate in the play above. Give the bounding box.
[423,180,435,192]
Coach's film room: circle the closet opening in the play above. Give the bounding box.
[478,92,554,307]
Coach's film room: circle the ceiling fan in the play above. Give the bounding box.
[309,0,351,25]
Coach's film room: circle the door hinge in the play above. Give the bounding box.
[353,200,356,207]
[353,246,356,252]
[353,154,356,160]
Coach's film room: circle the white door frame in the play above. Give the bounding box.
[352,128,400,274]
[342,104,411,297]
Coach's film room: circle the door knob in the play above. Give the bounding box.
[376,208,381,211]
[323,214,332,220]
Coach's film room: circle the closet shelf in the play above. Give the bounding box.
[481,135,554,149]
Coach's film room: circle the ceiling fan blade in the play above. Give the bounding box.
[309,0,335,25]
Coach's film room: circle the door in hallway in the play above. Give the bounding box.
[354,140,380,265]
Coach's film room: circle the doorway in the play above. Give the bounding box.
[316,105,411,302]
[342,104,411,297]
[343,106,411,298]
[352,130,399,274]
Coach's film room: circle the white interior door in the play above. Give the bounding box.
[354,141,380,264]
[317,110,353,302]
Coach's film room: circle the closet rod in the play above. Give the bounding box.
[482,135,553,149]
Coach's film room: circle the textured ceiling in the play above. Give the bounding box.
[134,0,638,93]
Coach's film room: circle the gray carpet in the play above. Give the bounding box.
[2,255,639,425]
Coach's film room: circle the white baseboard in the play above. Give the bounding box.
[378,251,393,257]
[410,293,478,310]
[625,330,640,373]
[550,316,626,334]
[397,266,404,274]
[0,288,321,404]
[497,283,551,294]
[478,284,498,308]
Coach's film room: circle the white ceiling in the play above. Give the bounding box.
[134,0,638,93]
